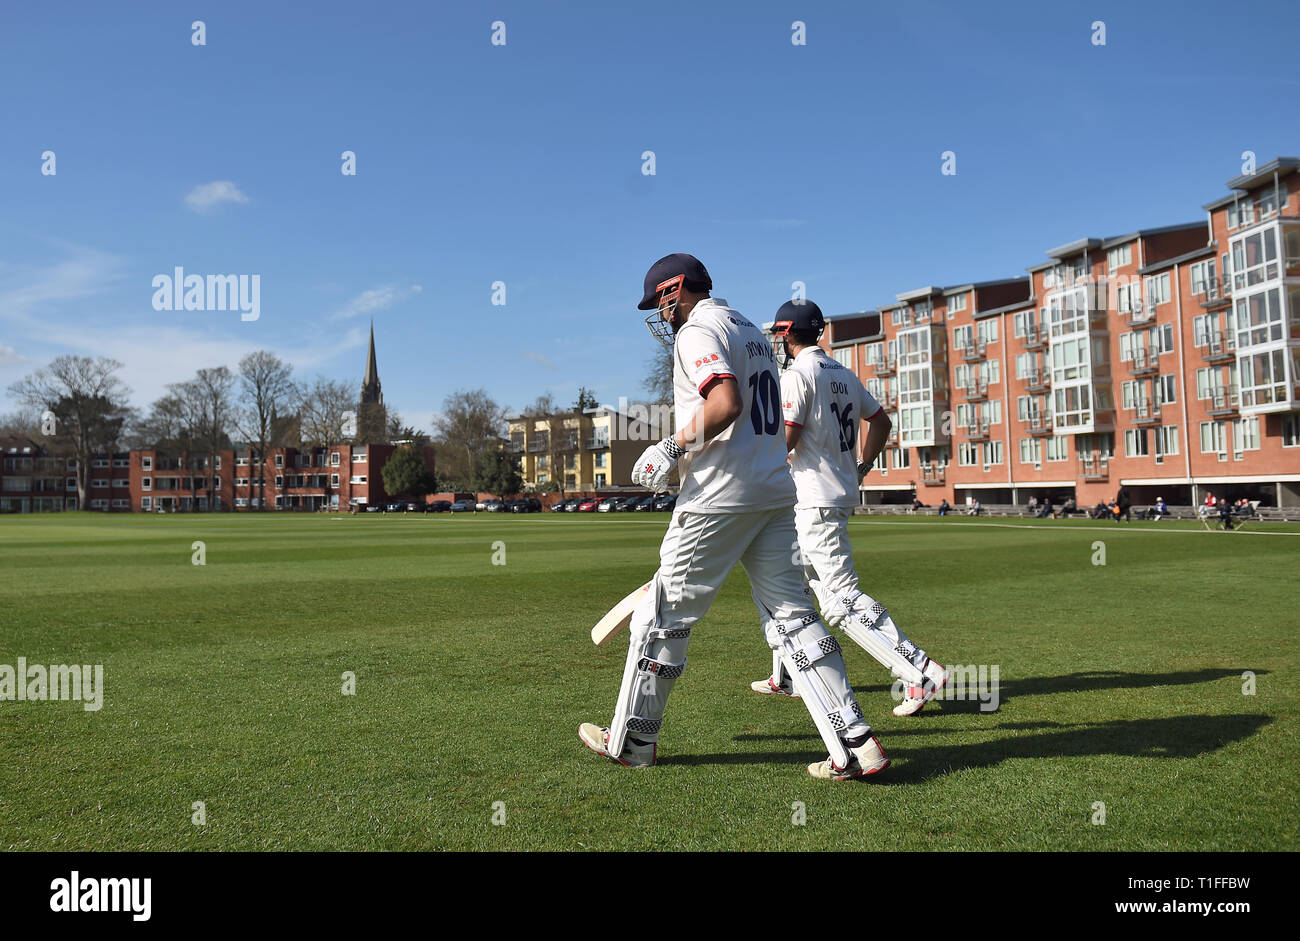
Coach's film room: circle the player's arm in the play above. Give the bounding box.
[781,371,810,456]
[857,406,892,478]
[675,376,742,451]
[785,422,802,452]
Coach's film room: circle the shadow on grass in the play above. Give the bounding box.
[684,713,1272,780]
[850,668,1262,711]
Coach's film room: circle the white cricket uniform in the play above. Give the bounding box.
[606,298,869,761]
[776,345,931,687]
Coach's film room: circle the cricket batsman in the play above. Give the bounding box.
[750,299,950,716]
[579,254,890,780]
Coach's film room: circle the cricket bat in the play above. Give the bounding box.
[591,581,652,646]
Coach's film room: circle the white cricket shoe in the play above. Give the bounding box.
[807,735,890,780]
[749,676,800,697]
[578,722,657,768]
[892,659,951,717]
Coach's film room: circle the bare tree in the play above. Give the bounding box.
[298,377,354,507]
[193,367,235,509]
[432,389,507,489]
[7,356,133,509]
[0,406,44,439]
[644,345,674,411]
[236,351,294,511]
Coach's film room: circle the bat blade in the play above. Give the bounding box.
[591,581,652,646]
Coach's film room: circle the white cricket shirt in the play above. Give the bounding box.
[671,298,796,513]
[781,345,883,509]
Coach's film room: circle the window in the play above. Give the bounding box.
[982,441,1003,466]
[1154,324,1174,355]
[957,443,979,466]
[330,474,340,487]
[833,348,853,369]
[273,475,283,488]
[1019,438,1041,464]
[1239,348,1288,407]
[1154,425,1179,459]
[1192,314,1210,347]
[1190,259,1216,295]
[141,497,151,510]
[985,359,1000,384]
[1107,243,1132,272]
[141,477,152,490]
[1125,428,1149,457]
[976,319,998,345]
[954,364,972,388]
[864,342,884,366]
[983,400,1002,425]
[595,452,607,468]
[1231,228,1279,289]
[274,454,284,468]
[1282,414,1300,447]
[1156,375,1176,405]
[113,479,127,488]
[595,473,606,488]
[1045,436,1069,462]
[893,448,910,469]
[1234,416,1260,452]
[331,451,341,466]
[141,456,152,471]
[1120,380,1136,409]
[947,293,967,313]
[1234,288,1284,347]
[91,478,107,488]
[1199,421,1226,454]
[1013,309,1036,337]
[350,475,367,484]
[1143,273,1171,307]
[1195,368,1213,399]
[952,324,973,351]
[237,454,249,466]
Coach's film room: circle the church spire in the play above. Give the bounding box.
[361,319,382,405]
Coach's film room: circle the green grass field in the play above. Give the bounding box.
[1,511,1296,851]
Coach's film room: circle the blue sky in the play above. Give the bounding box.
[2,0,1298,430]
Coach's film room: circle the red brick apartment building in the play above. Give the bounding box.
[809,157,1300,509]
[0,437,433,513]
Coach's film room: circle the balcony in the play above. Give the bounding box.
[959,341,988,362]
[1127,350,1159,377]
[1206,385,1239,417]
[1199,275,1231,307]
[1025,369,1049,393]
[880,390,897,410]
[584,437,610,450]
[964,380,988,401]
[509,440,525,454]
[1203,332,1236,364]
[528,437,549,453]
[1123,302,1155,327]
[1024,414,1053,437]
[1021,324,1047,351]
[561,434,580,451]
[873,355,897,377]
[1080,455,1109,481]
[1132,399,1160,426]
[967,420,990,441]
[920,463,945,486]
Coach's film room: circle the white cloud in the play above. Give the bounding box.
[184,181,250,213]
[524,351,555,371]
[331,283,423,320]
[0,343,24,367]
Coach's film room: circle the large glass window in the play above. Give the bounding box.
[1231,228,1279,289]
[1239,349,1288,407]
[1234,289,1284,346]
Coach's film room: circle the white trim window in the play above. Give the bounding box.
[982,441,1003,466]
[1143,273,1171,308]
[1281,413,1300,447]
[1199,420,1226,455]
[1107,243,1132,272]
[833,348,853,369]
[141,497,152,510]
[1189,259,1216,296]
[952,324,973,351]
[947,293,967,313]
[957,442,979,466]
[984,359,1000,385]
[1019,438,1042,464]
[1045,436,1069,462]
[1155,374,1176,405]
[1125,428,1149,457]
[141,456,152,471]
[141,477,152,491]
[331,451,341,466]
[1154,425,1179,460]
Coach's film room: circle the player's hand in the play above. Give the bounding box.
[631,437,685,492]
[856,460,871,482]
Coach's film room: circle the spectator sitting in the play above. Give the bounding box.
[1218,500,1235,531]
[1036,498,1054,518]
[1027,496,1039,513]
[1152,496,1168,521]
[967,498,982,516]
[911,497,926,512]
[1055,497,1076,518]
[1091,501,1108,519]
[938,499,951,516]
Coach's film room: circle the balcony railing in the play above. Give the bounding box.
[1025,369,1049,392]
[584,437,610,450]
[1199,275,1231,305]
[1123,301,1156,327]
[509,441,525,453]
[1022,324,1047,350]
[1203,332,1236,364]
[959,341,988,362]
[873,355,897,376]
[1080,455,1109,481]
[528,438,549,452]
[920,463,945,485]
[967,420,990,440]
[1127,349,1159,376]
[964,379,988,400]
[1206,385,1239,416]
[1132,398,1160,425]
[561,434,580,451]
[1024,413,1053,436]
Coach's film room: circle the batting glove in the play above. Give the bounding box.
[857,460,871,482]
[632,437,685,492]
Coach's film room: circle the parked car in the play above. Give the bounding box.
[384,502,403,512]
[632,495,656,511]
[564,498,584,512]
[484,499,505,512]
[427,500,452,512]
[596,497,623,512]
[512,498,541,513]
[404,502,420,512]
[577,497,600,512]
[548,499,570,512]
[653,494,677,512]
[450,499,475,512]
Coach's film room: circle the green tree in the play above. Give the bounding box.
[574,387,599,411]
[381,443,437,499]
[472,448,523,496]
